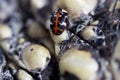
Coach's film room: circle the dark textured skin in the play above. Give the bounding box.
[62,72,79,80]
[0,49,6,67]
[0,49,13,80]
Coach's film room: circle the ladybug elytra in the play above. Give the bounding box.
[50,8,69,35]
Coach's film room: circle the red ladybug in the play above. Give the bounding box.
[50,8,69,35]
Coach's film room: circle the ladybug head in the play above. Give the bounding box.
[57,8,68,16]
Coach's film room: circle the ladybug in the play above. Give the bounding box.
[50,8,69,35]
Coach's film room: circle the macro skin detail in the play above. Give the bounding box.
[50,8,69,35]
[88,26,105,47]
[79,25,106,48]
[22,44,51,71]
[62,72,79,80]
[59,48,98,80]
[0,0,120,80]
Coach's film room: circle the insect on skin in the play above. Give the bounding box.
[50,8,69,35]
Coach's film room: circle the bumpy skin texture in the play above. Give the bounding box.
[0,0,17,21]
[0,49,13,80]
[50,8,69,35]
[0,49,6,80]
[54,0,98,19]
[22,44,51,71]
[81,26,106,49]
[59,48,98,80]
[17,69,33,80]
[0,24,13,40]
